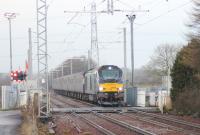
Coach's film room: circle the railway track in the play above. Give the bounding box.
[51,94,95,108]
[123,113,198,135]
[72,113,116,135]
[78,112,155,135]
[50,97,68,108]
[91,112,156,135]
[51,95,156,134]
[69,97,96,107]
[129,109,200,134]
[54,113,104,135]
[51,93,200,135]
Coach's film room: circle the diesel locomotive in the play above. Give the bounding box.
[52,65,124,105]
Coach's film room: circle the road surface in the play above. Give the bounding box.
[0,110,21,135]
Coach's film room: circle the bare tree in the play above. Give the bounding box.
[188,0,200,39]
[186,0,200,71]
[146,44,181,75]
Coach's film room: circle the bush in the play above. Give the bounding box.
[170,39,200,116]
[173,89,200,116]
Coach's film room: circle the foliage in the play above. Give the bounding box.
[181,39,200,72]
[170,48,198,101]
[170,40,200,115]
[188,0,200,39]
[170,0,200,115]
[173,90,200,115]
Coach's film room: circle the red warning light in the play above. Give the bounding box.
[10,71,14,81]
[10,70,26,81]
[10,72,13,76]
[10,70,19,81]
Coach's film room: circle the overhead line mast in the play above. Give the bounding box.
[36,0,50,117]
[64,0,148,71]
[64,0,114,69]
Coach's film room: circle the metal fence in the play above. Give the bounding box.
[125,87,171,111]
[1,83,30,110]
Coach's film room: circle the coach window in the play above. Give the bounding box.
[90,75,92,91]
[94,74,97,91]
[92,74,95,90]
[87,75,90,91]
[91,74,93,90]
[84,76,87,90]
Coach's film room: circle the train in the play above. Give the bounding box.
[52,65,124,105]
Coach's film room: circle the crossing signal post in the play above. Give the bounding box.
[10,71,14,80]
[10,70,27,82]
[18,71,27,81]
[10,70,18,81]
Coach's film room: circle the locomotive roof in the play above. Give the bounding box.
[84,65,121,75]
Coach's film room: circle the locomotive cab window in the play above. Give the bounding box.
[98,66,122,83]
[101,69,120,79]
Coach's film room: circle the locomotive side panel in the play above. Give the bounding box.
[84,71,98,95]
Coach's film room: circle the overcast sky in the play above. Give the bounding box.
[0,0,193,73]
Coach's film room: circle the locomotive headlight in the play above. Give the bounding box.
[118,87,123,91]
[99,86,103,91]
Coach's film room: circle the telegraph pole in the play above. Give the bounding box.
[126,15,136,87]
[91,1,99,68]
[28,28,33,80]
[123,28,127,87]
[167,67,171,96]
[107,0,114,14]
[4,13,16,75]
[8,18,13,73]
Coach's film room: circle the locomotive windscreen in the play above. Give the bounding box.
[98,66,122,83]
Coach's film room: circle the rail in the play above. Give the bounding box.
[131,109,200,129]
[123,113,200,135]
[72,112,116,135]
[92,112,156,135]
